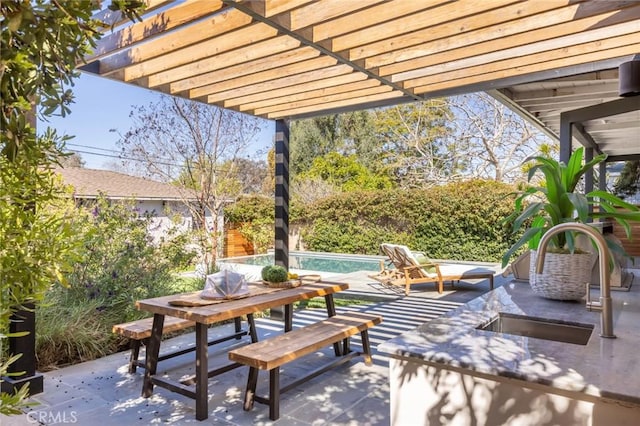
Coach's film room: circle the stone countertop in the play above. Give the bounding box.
[378,279,640,405]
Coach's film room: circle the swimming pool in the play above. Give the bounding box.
[217,251,384,280]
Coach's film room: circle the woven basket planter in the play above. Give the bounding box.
[528,250,597,301]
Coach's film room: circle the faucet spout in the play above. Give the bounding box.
[535,222,615,338]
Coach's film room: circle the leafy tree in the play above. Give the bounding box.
[371,99,455,187]
[290,111,379,176]
[300,152,393,191]
[117,96,265,271]
[1,0,142,414]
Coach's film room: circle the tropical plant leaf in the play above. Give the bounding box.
[502,226,543,267]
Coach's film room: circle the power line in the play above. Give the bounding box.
[70,149,183,167]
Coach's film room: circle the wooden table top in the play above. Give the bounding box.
[136,281,349,325]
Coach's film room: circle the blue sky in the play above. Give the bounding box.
[40,73,274,170]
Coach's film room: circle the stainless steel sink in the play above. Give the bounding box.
[477,313,594,345]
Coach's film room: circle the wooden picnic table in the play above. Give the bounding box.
[135,280,349,421]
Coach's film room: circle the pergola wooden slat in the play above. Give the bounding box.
[84,0,638,124]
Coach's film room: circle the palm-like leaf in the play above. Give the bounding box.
[503,147,640,268]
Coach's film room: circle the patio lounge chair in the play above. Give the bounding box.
[369,243,496,295]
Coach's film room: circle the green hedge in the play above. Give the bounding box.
[299,180,519,262]
[224,180,520,262]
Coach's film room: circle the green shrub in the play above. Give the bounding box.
[261,265,288,282]
[34,196,198,369]
[298,180,519,262]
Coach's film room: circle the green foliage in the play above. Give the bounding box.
[298,180,518,262]
[503,148,640,266]
[300,152,393,191]
[1,0,143,412]
[225,195,275,253]
[261,265,288,282]
[33,197,198,370]
[63,196,196,320]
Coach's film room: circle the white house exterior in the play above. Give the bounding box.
[55,167,220,242]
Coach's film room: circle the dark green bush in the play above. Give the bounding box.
[35,196,198,370]
[299,180,519,262]
[261,265,288,282]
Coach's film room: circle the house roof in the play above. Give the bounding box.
[56,167,195,201]
[81,0,640,161]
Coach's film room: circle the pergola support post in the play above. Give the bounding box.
[2,106,43,397]
[271,119,290,320]
[2,305,43,396]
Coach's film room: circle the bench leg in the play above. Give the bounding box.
[243,367,259,411]
[324,295,343,356]
[489,275,494,290]
[128,339,142,374]
[269,367,280,421]
[142,314,164,398]
[360,330,373,366]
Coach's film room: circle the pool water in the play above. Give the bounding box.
[219,252,383,274]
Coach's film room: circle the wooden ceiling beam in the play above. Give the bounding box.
[519,93,619,109]
[392,20,640,84]
[122,23,278,82]
[188,56,339,97]
[166,46,319,93]
[411,39,640,94]
[239,79,381,111]
[238,0,316,18]
[204,64,358,103]
[332,0,521,54]
[311,0,451,42]
[97,8,253,76]
[513,83,620,102]
[375,1,634,75]
[266,90,405,119]
[526,98,619,114]
[88,0,223,61]
[147,35,303,88]
[253,85,393,116]
[224,0,421,102]
[276,0,387,31]
[222,73,369,108]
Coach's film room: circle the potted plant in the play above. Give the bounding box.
[502,147,640,300]
[261,265,300,288]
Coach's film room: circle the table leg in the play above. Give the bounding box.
[284,303,293,332]
[195,322,208,421]
[247,314,258,343]
[142,314,164,397]
[234,316,242,339]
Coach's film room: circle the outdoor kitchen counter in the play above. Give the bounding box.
[378,280,640,412]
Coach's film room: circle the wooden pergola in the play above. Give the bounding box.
[81,0,640,267]
[7,0,640,399]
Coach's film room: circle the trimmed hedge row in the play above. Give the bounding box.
[226,180,520,263]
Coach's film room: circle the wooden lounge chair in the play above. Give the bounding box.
[369,243,496,295]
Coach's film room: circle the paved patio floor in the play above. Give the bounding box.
[3,273,508,425]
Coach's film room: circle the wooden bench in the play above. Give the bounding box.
[228,311,383,420]
[113,316,244,373]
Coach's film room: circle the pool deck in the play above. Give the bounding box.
[4,271,509,425]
